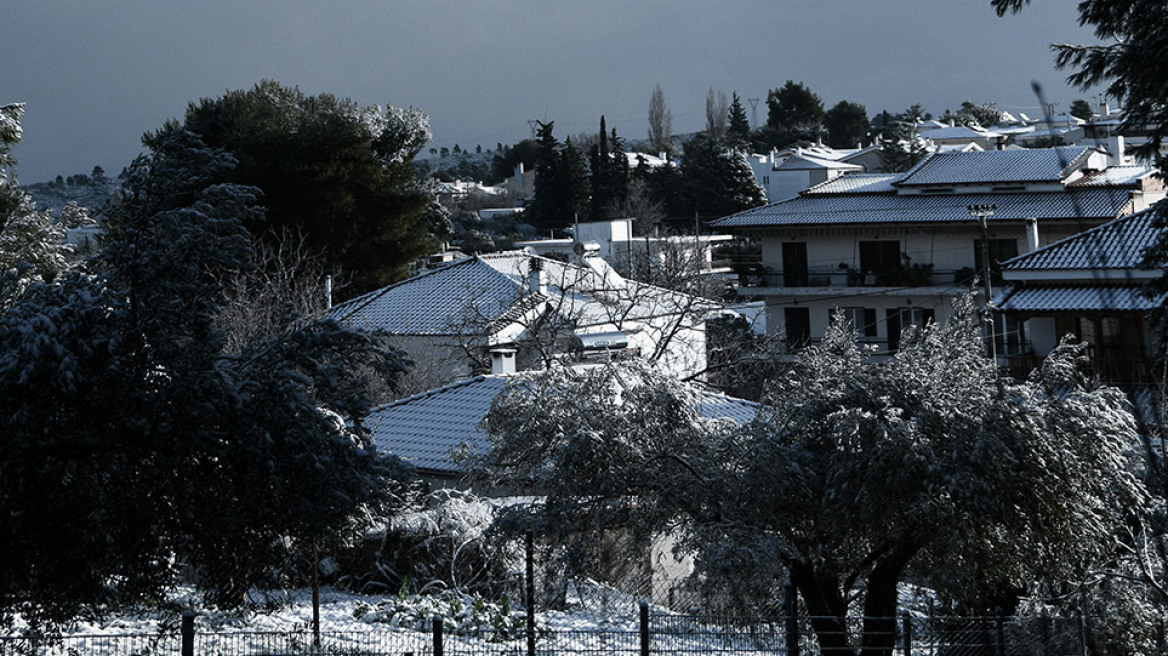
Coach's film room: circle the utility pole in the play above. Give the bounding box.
[968,204,999,364]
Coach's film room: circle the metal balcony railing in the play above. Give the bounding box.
[740,267,980,289]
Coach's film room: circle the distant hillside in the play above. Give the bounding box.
[22,170,118,217]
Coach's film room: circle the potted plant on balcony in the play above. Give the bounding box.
[832,262,850,287]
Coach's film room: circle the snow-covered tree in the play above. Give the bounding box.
[0,126,415,627]
[680,133,767,218]
[0,103,93,312]
[480,296,1145,654]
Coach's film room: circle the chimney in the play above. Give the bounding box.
[527,257,548,295]
[1025,217,1040,253]
[490,348,517,375]
[1109,135,1125,165]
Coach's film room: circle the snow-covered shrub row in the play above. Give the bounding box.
[352,589,530,640]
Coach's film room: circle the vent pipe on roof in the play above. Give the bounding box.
[490,348,517,375]
[1025,217,1040,253]
[325,275,333,310]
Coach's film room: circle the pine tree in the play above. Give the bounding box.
[526,121,564,234]
[589,117,631,221]
[727,92,751,148]
[680,133,767,219]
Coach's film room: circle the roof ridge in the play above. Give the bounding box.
[370,374,501,412]
[330,257,483,319]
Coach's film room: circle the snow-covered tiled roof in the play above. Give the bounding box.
[1066,166,1154,188]
[896,146,1093,186]
[803,174,899,195]
[329,251,710,337]
[1003,207,1161,272]
[996,286,1167,312]
[775,152,864,172]
[364,373,757,477]
[917,125,998,141]
[711,188,1130,229]
[365,375,509,476]
[328,257,523,335]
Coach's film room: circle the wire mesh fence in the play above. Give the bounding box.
[5,608,1155,656]
[0,632,180,656]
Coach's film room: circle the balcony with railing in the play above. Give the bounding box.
[738,264,980,290]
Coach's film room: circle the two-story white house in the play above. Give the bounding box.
[711,146,1164,358]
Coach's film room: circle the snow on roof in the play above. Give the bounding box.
[329,251,711,337]
[1066,166,1155,188]
[802,174,900,195]
[774,152,864,172]
[896,146,1094,186]
[364,373,757,477]
[917,125,998,141]
[365,375,510,476]
[328,256,524,336]
[711,188,1130,229]
[1003,207,1162,272]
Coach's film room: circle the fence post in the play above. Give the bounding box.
[995,609,1005,656]
[901,611,912,656]
[433,616,444,656]
[640,599,650,656]
[526,530,536,656]
[784,580,799,656]
[181,610,194,656]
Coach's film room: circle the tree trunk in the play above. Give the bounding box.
[859,540,919,656]
[790,560,856,656]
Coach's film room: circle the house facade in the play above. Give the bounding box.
[712,146,1164,358]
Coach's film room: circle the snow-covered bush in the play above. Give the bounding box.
[352,588,531,640]
[356,490,518,599]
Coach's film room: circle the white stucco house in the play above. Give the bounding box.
[711,146,1164,360]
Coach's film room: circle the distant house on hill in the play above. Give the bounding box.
[711,146,1164,361]
[329,250,714,396]
[748,148,864,203]
[515,218,733,284]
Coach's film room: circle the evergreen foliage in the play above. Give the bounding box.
[158,80,436,296]
[727,92,752,148]
[824,100,871,149]
[526,122,589,233]
[1069,98,1095,120]
[679,133,767,219]
[756,81,826,150]
[0,119,415,627]
[588,117,630,221]
[877,105,930,173]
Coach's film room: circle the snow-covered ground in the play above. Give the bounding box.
[6,583,790,655]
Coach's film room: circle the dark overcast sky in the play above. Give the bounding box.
[5,1,1098,184]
